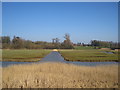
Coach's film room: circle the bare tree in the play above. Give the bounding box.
[61,33,74,49]
[64,33,70,41]
[52,38,55,44]
[55,38,59,43]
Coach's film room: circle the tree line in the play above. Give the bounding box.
[1,35,119,50]
[1,34,74,49]
[91,40,119,50]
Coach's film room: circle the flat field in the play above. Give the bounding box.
[2,62,118,88]
[2,48,119,62]
[2,49,51,62]
[74,46,94,50]
[59,49,118,62]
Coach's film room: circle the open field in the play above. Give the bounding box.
[2,49,119,62]
[2,62,118,88]
[2,49,51,62]
[59,49,118,62]
[74,46,94,50]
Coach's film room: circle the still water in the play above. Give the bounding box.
[1,51,118,67]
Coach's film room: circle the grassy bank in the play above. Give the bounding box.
[59,49,118,62]
[2,62,118,88]
[2,49,51,62]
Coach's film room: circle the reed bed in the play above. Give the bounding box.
[2,62,118,88]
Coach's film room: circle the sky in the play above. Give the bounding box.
[2,2,118,44]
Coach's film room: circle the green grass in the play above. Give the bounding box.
[2,49,52,62]
[59,49,118,62]
[2,49,119,62]
[74,46,94,50]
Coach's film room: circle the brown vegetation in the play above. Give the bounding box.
[2,63,118,88]
[100,48,111,50]
[1,34,74,49]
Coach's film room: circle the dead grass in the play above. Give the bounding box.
[0,67,2,89]
[2,62,118,88]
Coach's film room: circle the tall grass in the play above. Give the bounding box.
[2,63,118,88]
[0,67,2,89]
[2,49,51,62]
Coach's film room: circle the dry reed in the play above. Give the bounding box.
[2,62,118,88]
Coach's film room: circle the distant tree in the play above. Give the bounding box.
[51,38,60,49]
[55,38,59,43]
[61,33,74,49]
[52,38,60,44]
[77,42,81,46]
[110,42,119,50]
[82,43,85,46]
[12,36,24,49]
[2,36,11,49]
[52,38,55,44]
[0,37,1,49]
[2,36,10,44]
[91,40,119,49]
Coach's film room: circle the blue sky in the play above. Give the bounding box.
[0,2,1,36]
[2,2,118,44]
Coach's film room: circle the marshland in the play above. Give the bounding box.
[2,49,51,62]
[1,40,119,88]
[1,2,119,89]
[1,48,119,88]
[2,63,118,88]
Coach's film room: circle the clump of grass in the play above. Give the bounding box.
[59,49,118,62]
[2,49,51,62]
[2,62,118,88]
